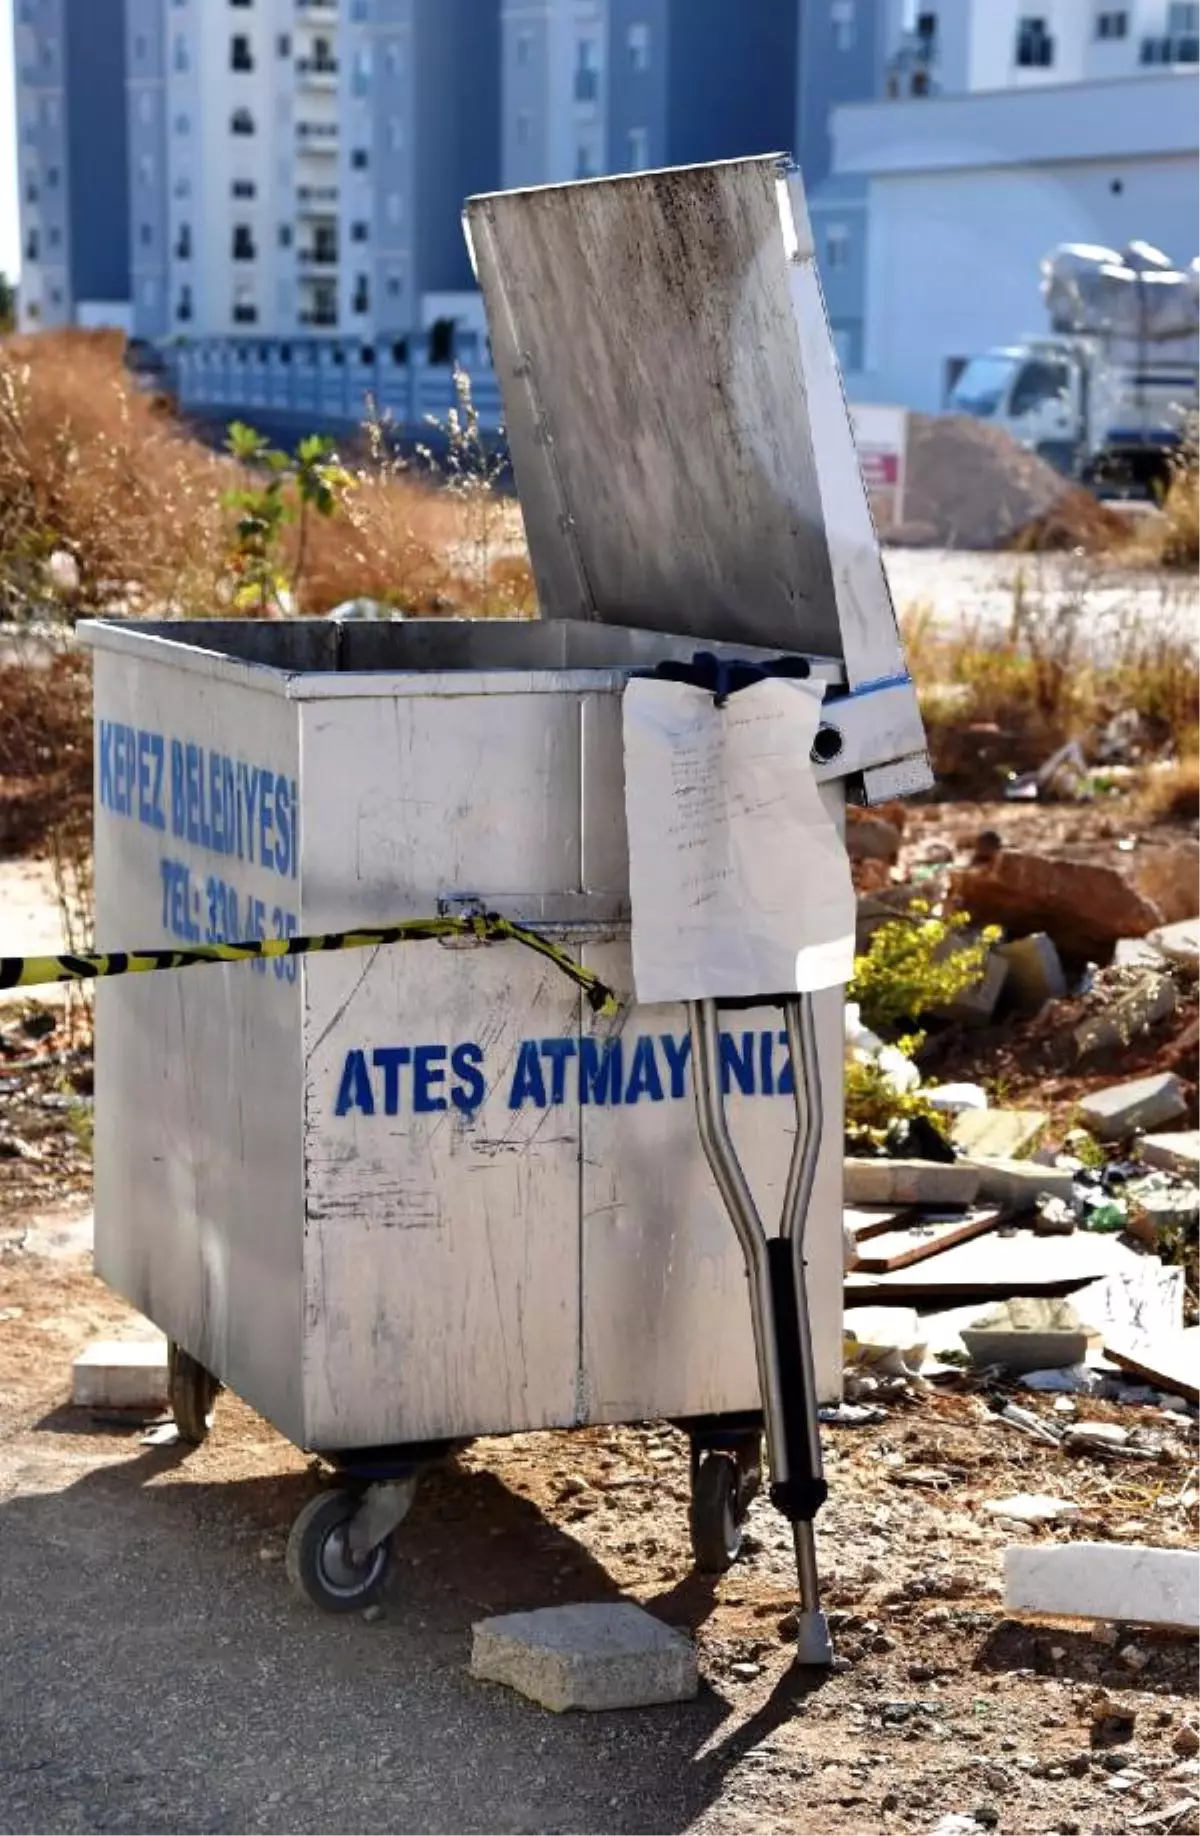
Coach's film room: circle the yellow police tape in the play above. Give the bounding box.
[0,914,617,1014]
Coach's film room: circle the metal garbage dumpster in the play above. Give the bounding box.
[78,156,929,1614]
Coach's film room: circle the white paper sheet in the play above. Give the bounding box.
[623,676,855,1004]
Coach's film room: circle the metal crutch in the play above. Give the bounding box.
[687,991,833,1667]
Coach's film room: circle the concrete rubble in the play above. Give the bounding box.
[470,1603,698,1712]
[1080,1073,1190,1141]
[1005,1543,1200,1631]
[72,1338,168,1410]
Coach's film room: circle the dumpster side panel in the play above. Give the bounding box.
[91,649,305,1442]
[297,696,585,1448]
[578,952,845,1418]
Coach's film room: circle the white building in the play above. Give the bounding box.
[833,0,1200,409]
[123,0,500,345]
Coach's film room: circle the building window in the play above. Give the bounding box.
[575,144,595,179]
[515,30,532,67]
[351,221,369,242]
[574,37,599,100]
[232,225,257,260]
[134,34,147,58]
[386,191,402,225]
[174,174,192,199]
[353,48,372,95]
[627,22,650,70]
[141,278,157,307]
[516,110,531,146]
[25,230,39,260]
[176,285,193,323]
[47,226,60,247]
[384,40,402,76]
[832,0,856,52]
[233,286,257,324]
[1094,8,1128,37]
[825,224,849,270]
[229,0,252,8]
[353,276,370,314]
[173,34,189,71]
[626,127,649,171]
[175,224,192,258]
[47,165,59,188]
[916,10,938,50]
[351,148,369,169]
[138,91,154,124]
[231,106,255,134]
[232,178,256,198]
[279,224,293,247]
[25,180,38,203]
[1015,15,1054,65]
[140,223,154,247]
[231,34,253,71]
[174,113,191,134]
[277,32,290,56]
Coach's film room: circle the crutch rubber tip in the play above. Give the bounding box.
[793,1611,834,1668]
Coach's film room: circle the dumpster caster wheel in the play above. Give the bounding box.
[286,1490,392,1614]
[167,1341,220,1446]
[689,1452,745,1574]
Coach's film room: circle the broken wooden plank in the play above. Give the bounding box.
[851,1209,1003,1275]
[844,1204,919,1247]
[1103,1327,1200,1406]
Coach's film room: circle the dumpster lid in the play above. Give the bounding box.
[464,155,906,689]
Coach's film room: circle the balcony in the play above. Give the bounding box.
[1141,33,1200,62]
[296,0,337,14]
[297,55,338,88]
[884,27,938,98]
[299,308,338,327]
[298,248,338,267]
[297,184,339,211]
[296,121,339,156]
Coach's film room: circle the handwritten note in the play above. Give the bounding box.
[623,676,855,1004]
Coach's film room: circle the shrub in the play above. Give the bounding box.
[848,902,1001,1037]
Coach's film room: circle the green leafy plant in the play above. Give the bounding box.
[222,422,352,613]
[849,901,1001,1037]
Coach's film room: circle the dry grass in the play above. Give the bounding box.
[1118,445,1199,572]
[1140,754,1200,824]
[903,563,1200,797]
[0,328,535,622]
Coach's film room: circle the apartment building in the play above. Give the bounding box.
[500,0,798,190]
[123,0,499,342]
[832,0,1200,409]
[12,0,132,332]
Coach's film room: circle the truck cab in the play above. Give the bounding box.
[948,342,1084,478]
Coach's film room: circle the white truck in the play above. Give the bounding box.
[947,241,1199,496]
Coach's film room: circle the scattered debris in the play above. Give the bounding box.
[996,1402,1065,1448]
[1141,1131,1200,1178]
[844,1159,981,1208]
[1149,918,1200,980]
[850,1210,1002,1275]
[469,1603,698,1712]
[1103,1328,1200,1407]
[1075,971,1178,1059]
[952,1107,1049,1161]
[982,1493,1082,1526]
[1079,1073,1190,1141]
[962,1297,1089,1375]
[1005,1543,1200,1629]
[951,850,1166,960]
[996,932,1068,1012]
[1033,1194,1077,1235]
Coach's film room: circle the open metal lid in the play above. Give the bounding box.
[464,155,906,690]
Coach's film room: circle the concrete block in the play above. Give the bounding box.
[1005,1543,1199,1630]
[996,933,1067,1012]
[470,1604,698,1712]
[843,1158,981,1208]
[959,1156,1074,1211]
[1141,1131,1200,1178]
[932,951,1008,1026]
[952,1108,1048,1161]
[72,1338,168,1410]
[1149,918,1199,979]
[1079,1073,1189,1142]
[1074,973,1176,1059]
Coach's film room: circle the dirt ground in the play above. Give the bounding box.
[0,1213,1196,1836]
[1,747,1197,1832]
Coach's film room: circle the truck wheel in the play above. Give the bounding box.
[286,1490,392,1613]
[167,1341,220,1445]
[689,1453,744,1573]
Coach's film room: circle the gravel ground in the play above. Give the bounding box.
[0,1222,1196,1836]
